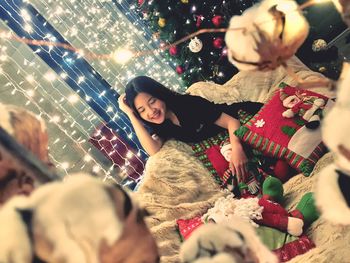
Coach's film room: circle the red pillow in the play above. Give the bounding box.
[234,83,332,176]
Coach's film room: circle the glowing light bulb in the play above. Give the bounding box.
[21,9,31,21]
[78,76,85,83]
[26,75,35,83]
[68,94,79,104]
[113,49,133,64]
[60,72,68,79]
[26,89,35,97]
[51,115,61,123]
[83,154,92,162]
[126,151,133,158]
[44,72,57,81]
[92,165,101,173]
[61,162,70,170]
[24,24,33,33]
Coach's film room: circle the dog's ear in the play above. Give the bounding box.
[105,184,133,220]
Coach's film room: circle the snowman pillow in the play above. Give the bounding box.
[234,83,334,176]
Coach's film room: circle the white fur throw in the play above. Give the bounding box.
[136,57,349,263]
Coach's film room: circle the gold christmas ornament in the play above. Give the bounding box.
[225,0,309,71]
[181,0,189,3]
[319,66,327,73]
[158,18,166,28]
[312,39,328,52]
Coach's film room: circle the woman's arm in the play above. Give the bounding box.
[215,113,248,183]
[118,94,163,156]
[127,114,164,156]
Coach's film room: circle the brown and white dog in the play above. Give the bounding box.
[0,175,159,263]
[0,104,159,263]
[0,174,159,263]
[179,218,278,263]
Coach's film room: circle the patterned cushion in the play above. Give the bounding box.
[191,130,268,196]
[234,83,331,176]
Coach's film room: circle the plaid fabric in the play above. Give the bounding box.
[191,131,230,186]
[190,111,271,196]
[234,83,329,176]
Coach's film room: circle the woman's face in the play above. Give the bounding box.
[134,92,167,124]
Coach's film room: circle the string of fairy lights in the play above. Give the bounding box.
[0,24,115,178]
[0,0,183,183]
[29,0,183,90]
[27,0,184,134]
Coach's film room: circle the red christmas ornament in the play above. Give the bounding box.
[195,15,204,27]
[169,46,178,56]
[212,15,224,27]
[176,65,185,74]
[213,38,224,49]
[138,0,145,5]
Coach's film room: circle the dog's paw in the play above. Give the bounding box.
[179,224,248,263]
[180,219,278,263]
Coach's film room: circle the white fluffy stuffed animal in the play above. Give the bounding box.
[315,63,350,224]
[179,218,277,263]
[225,0,309,71]
[0,174,159,263]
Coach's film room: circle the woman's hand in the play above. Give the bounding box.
[118,93,134,117]
[229,143,249,184]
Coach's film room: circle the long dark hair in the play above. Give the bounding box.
[124,76,179,123]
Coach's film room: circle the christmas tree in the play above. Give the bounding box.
[136,0,259,87]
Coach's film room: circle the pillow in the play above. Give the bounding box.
[190,110,256,185]
[234,83,333,176]
[191,131,266,197]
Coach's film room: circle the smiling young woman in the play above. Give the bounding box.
[118,76,263,182]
